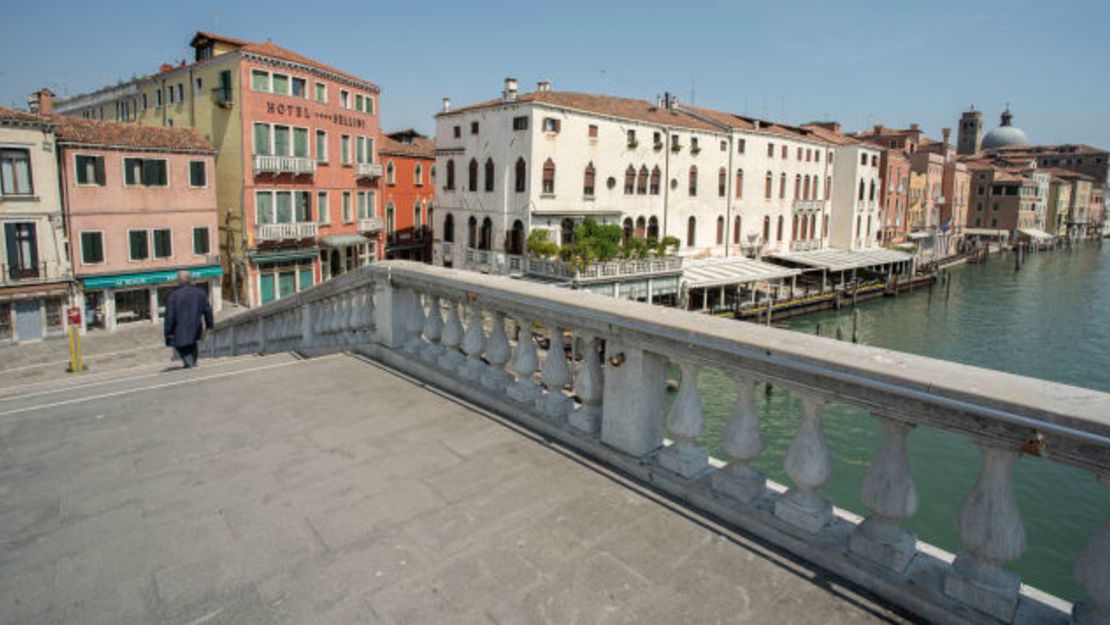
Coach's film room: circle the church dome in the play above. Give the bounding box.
[982,107,1029,150]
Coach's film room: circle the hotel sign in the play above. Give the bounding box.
[266,101,366,129]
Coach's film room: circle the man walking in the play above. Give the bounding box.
[164,270,214,368]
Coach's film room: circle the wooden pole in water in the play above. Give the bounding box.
[852,309,860,344]
[815,322,821,337]
[946,277,952,306]
[836,325,844,341]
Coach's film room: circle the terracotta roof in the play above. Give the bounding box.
[800,123,868,147]
[379,134,436,159]
[679,105,823,142]
[439,91,721,133]
[0,107,53,127]
[191,31,250,48]
[1039,167,1096,182]
[238,39,379,91]
[51,116,213,152]
[992,143,1107,157]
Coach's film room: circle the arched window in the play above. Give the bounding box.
[484,158,494,192]
[414,163,423,186]
[859,179,866,201]
[794,174,801,199]
[480,217,493,250]
[508,220,524,255]
[735,168,744,198]
[446,159,455,190]
[792,214,798,240]
[443,213,455,243]
[718,167,727,197]
[468,158,478,192]
[809,214,816,240]
[649,166,661,195]
[622,217,633,243]
[762,215,770,241]
[812,176,820,200]
[764,172,772,199]
[803,175,810,200]
[647,216,659,240]
[542,158,555,194]
[386,160,396,185]
[733,215,741,244]
[776,215,784,241]
[414,201,422,233]
[869,179,876,201]
[467,216,477,247]
[514,157,526,193]
[687,216,697,247]
[856,215,862,240]
[637,166,648,194]
[583,162,595,196]
[385,202,395,235]
[427,204,434,238]
[561,218,576,246]
[779,173,786,199]
[826,176,831,200]
[635,216,646,238]
[716,215,724,245]
[688,166,698,196]
[624,165,635,194]
[823,214,829,237]
[800,213,808,240]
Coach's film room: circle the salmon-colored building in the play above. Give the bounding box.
[51,113,221,331]
[379,130,435,261]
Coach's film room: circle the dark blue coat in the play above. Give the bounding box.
[164,284,214,347]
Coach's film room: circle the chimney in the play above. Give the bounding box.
[536,80,551,93]
[159,63,174,74]
[28,88,54,114]
[441,97,451,113]
[942,128,952,147]
[502,77,518,102]
[814,121,841,134]
[909,123,920,132]
[873,124,884,134]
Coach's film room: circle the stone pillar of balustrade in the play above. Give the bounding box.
[373,280,409,349]
[600,339,667,457]
[1074,474,1110,625]
[657,361,709,478]
[568,334,603,435]
[437,299,466,371]
[479,311,512,391]
[403,290,426,354]
[459,304,486,380]
[849,416,919,573]
[711,375,766,502]
[420,295,445,363]
[536,323,572,420]
[507,316,541,404]
[944,442,1026,622]
[775,394,833,533]
[356,287,376,342]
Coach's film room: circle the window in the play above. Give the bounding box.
[253,123,271,155]
[155,89,163,107]
[484,158,494,192]
[583,162,595,196]
[315,82,327,102]
[123,158,167,187]
[781,145,787,159]
[189,161,206,187]
[779,173,786,199]
[543,118,560,133]
[415,164,424,186]
[471,121,479,135]
[468,158,478,192]
[777,215,784,241]
[356,137,366,164]
[317,192,329,224]
[1,149,33,195]
[691,137,699,152]
[688,166,697,196]
[859,179,866,201]
[764,172,773,199]
[75,155,105,186]
[446,160,456,190]
[80,231,104,264]
[861,153,868,166]
[687,217,696,247]
[167,86,175,104]
[339,90,350,109]
[735,169,743,198]
[637,166,648,195]
[341,135,351,165]
[542,158,555,194]
[588,124,598,139]
[720,140,727,152]
[718,167,727,197]
[316,130,327,163]
[141,93,148,110]
[342,192,352,222]
[512,116,528,131]
[273,125,291,156]
[357,192,368,220]
[188,227,209,256]
[733,216,741,244]
[128,230,149,260]
[649,166,661,195]
[355,94,364,112]
[3,223,37,278]
[768,143,775,157]
[797,147,803,160]
[414,201,423,230]
[738,139,746,154]
[295,190,312,222]
[716,216,725,245]
[251,69,269,91]
[794,174,801,199]
[152,229,172,258]
[453,126,461,138]
[514,158,526,193]
[386,161,396,185]
[624,166,635,194]
[177,84,184,102]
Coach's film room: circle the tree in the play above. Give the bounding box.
[526,229,558,259]
[574,219,623,263]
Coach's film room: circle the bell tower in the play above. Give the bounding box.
[957,106,983,156]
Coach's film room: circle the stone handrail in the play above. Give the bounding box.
[202,260,1110,625]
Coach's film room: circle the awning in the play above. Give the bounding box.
[767,248,913,272]
[319,234,371,248]
[81,265,222,290]
[0,280,71,302]
[963,228,1009,237]
[249,249,318,265]
[682,257,802,289]
[1018,228,1054,240]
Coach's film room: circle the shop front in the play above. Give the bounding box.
[0,282,72,344]
[78,265,223,332]
[248,250,318,306]
[319,235,376,281]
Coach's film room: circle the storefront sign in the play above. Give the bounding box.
[82,266,222,290]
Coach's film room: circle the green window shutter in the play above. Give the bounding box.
[278,271,296,298]
[251,70,269,92]
[256,192,274,225]
[298,267,313,291]
[95,157,105,185]
[124,158,139,185]
[293,128,308,158]
[190,161,206,187]
[193,227,209,255]
[272,74,289,95]
[275,192,293,223]
[129,231,148,260]
[253,124,270,156]
[274,126,290,156]
[259,273,275,304]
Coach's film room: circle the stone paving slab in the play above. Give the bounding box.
[0,353,906,624]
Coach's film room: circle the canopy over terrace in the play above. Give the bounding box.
[681,257,803,312]
[1018,228,1054,241]
[767,247,914,290]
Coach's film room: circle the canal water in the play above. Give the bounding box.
[692,241,1110,602]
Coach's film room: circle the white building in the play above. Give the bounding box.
[432,79,838,272]
[801,123,883,251]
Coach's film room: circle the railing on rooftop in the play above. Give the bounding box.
[201,261,1110,625]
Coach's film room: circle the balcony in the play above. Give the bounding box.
[790,240,823,252]
[358,217,383,233]
[211,86,233,108]
[792,199,824,212]
[253,154,316,176]
[255,222,318,242]
[355,162,383,179]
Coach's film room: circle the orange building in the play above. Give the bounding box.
[379,130,435,261]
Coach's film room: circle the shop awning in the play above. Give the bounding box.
[320,234,371,248]
[249,249,319,265]
[1018,228,1054,240]
[682,257,802,289]
[767,248,913,272]
[81,266,221,290]
[963,228,1009,237]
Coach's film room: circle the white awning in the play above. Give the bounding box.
[767,248,913,272]
[682,257,802,289]
[1018,228,1054,240]
[963,228,1009,237]
[906,231,934,240]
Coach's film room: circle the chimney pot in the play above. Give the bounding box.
[910,123,920,131]
[28,88,54,114]
[442,97,451,113]
[536,80,551,93]
[874,124,884,133]
[503,77,518,102]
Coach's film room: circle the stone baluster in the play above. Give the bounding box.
[403,290,427,354]
[849,416,918,573]
[944,443,1026,622]
[1074,474,1110,625]
[775,394,833,533]
[322,298,338,343]
[420,295,445,363]
[437,299,466,371]
[711,375,766,502]
[459,304,486,380]
[536,323,572,421]
[352,288,374,342]
[479,311,512,391]
[339,293,355,343]
[311,300,324,339]
[568,334,603,435]
[507,316,540,404]
[658,361,708,478]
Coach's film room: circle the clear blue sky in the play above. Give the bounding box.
[2,0,1108,148]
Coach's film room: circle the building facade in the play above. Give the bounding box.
[801,123,882,250]
[380,130,435,261]
[51,31,384,307]
[52,113,222,331]
[0,108,74,343]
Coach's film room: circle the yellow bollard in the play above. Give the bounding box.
[65,307,85,373]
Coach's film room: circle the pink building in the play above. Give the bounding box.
[54,116,221,331]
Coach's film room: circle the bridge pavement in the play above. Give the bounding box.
[0,352,907,624]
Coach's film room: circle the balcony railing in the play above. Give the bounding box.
[253,154,317,176]
[355,162,384,179]
[1,262,50,285]
[358,217,383,232]
[255,222,318,242]
[790,239,823,252]
[441,241,454,262]
[211,86,233,108]
[202,261,1110,625]
[792,199,824,212]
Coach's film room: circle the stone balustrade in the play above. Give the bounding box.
[201,260,1110,625]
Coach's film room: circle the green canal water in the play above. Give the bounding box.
[690,241,1110,602]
